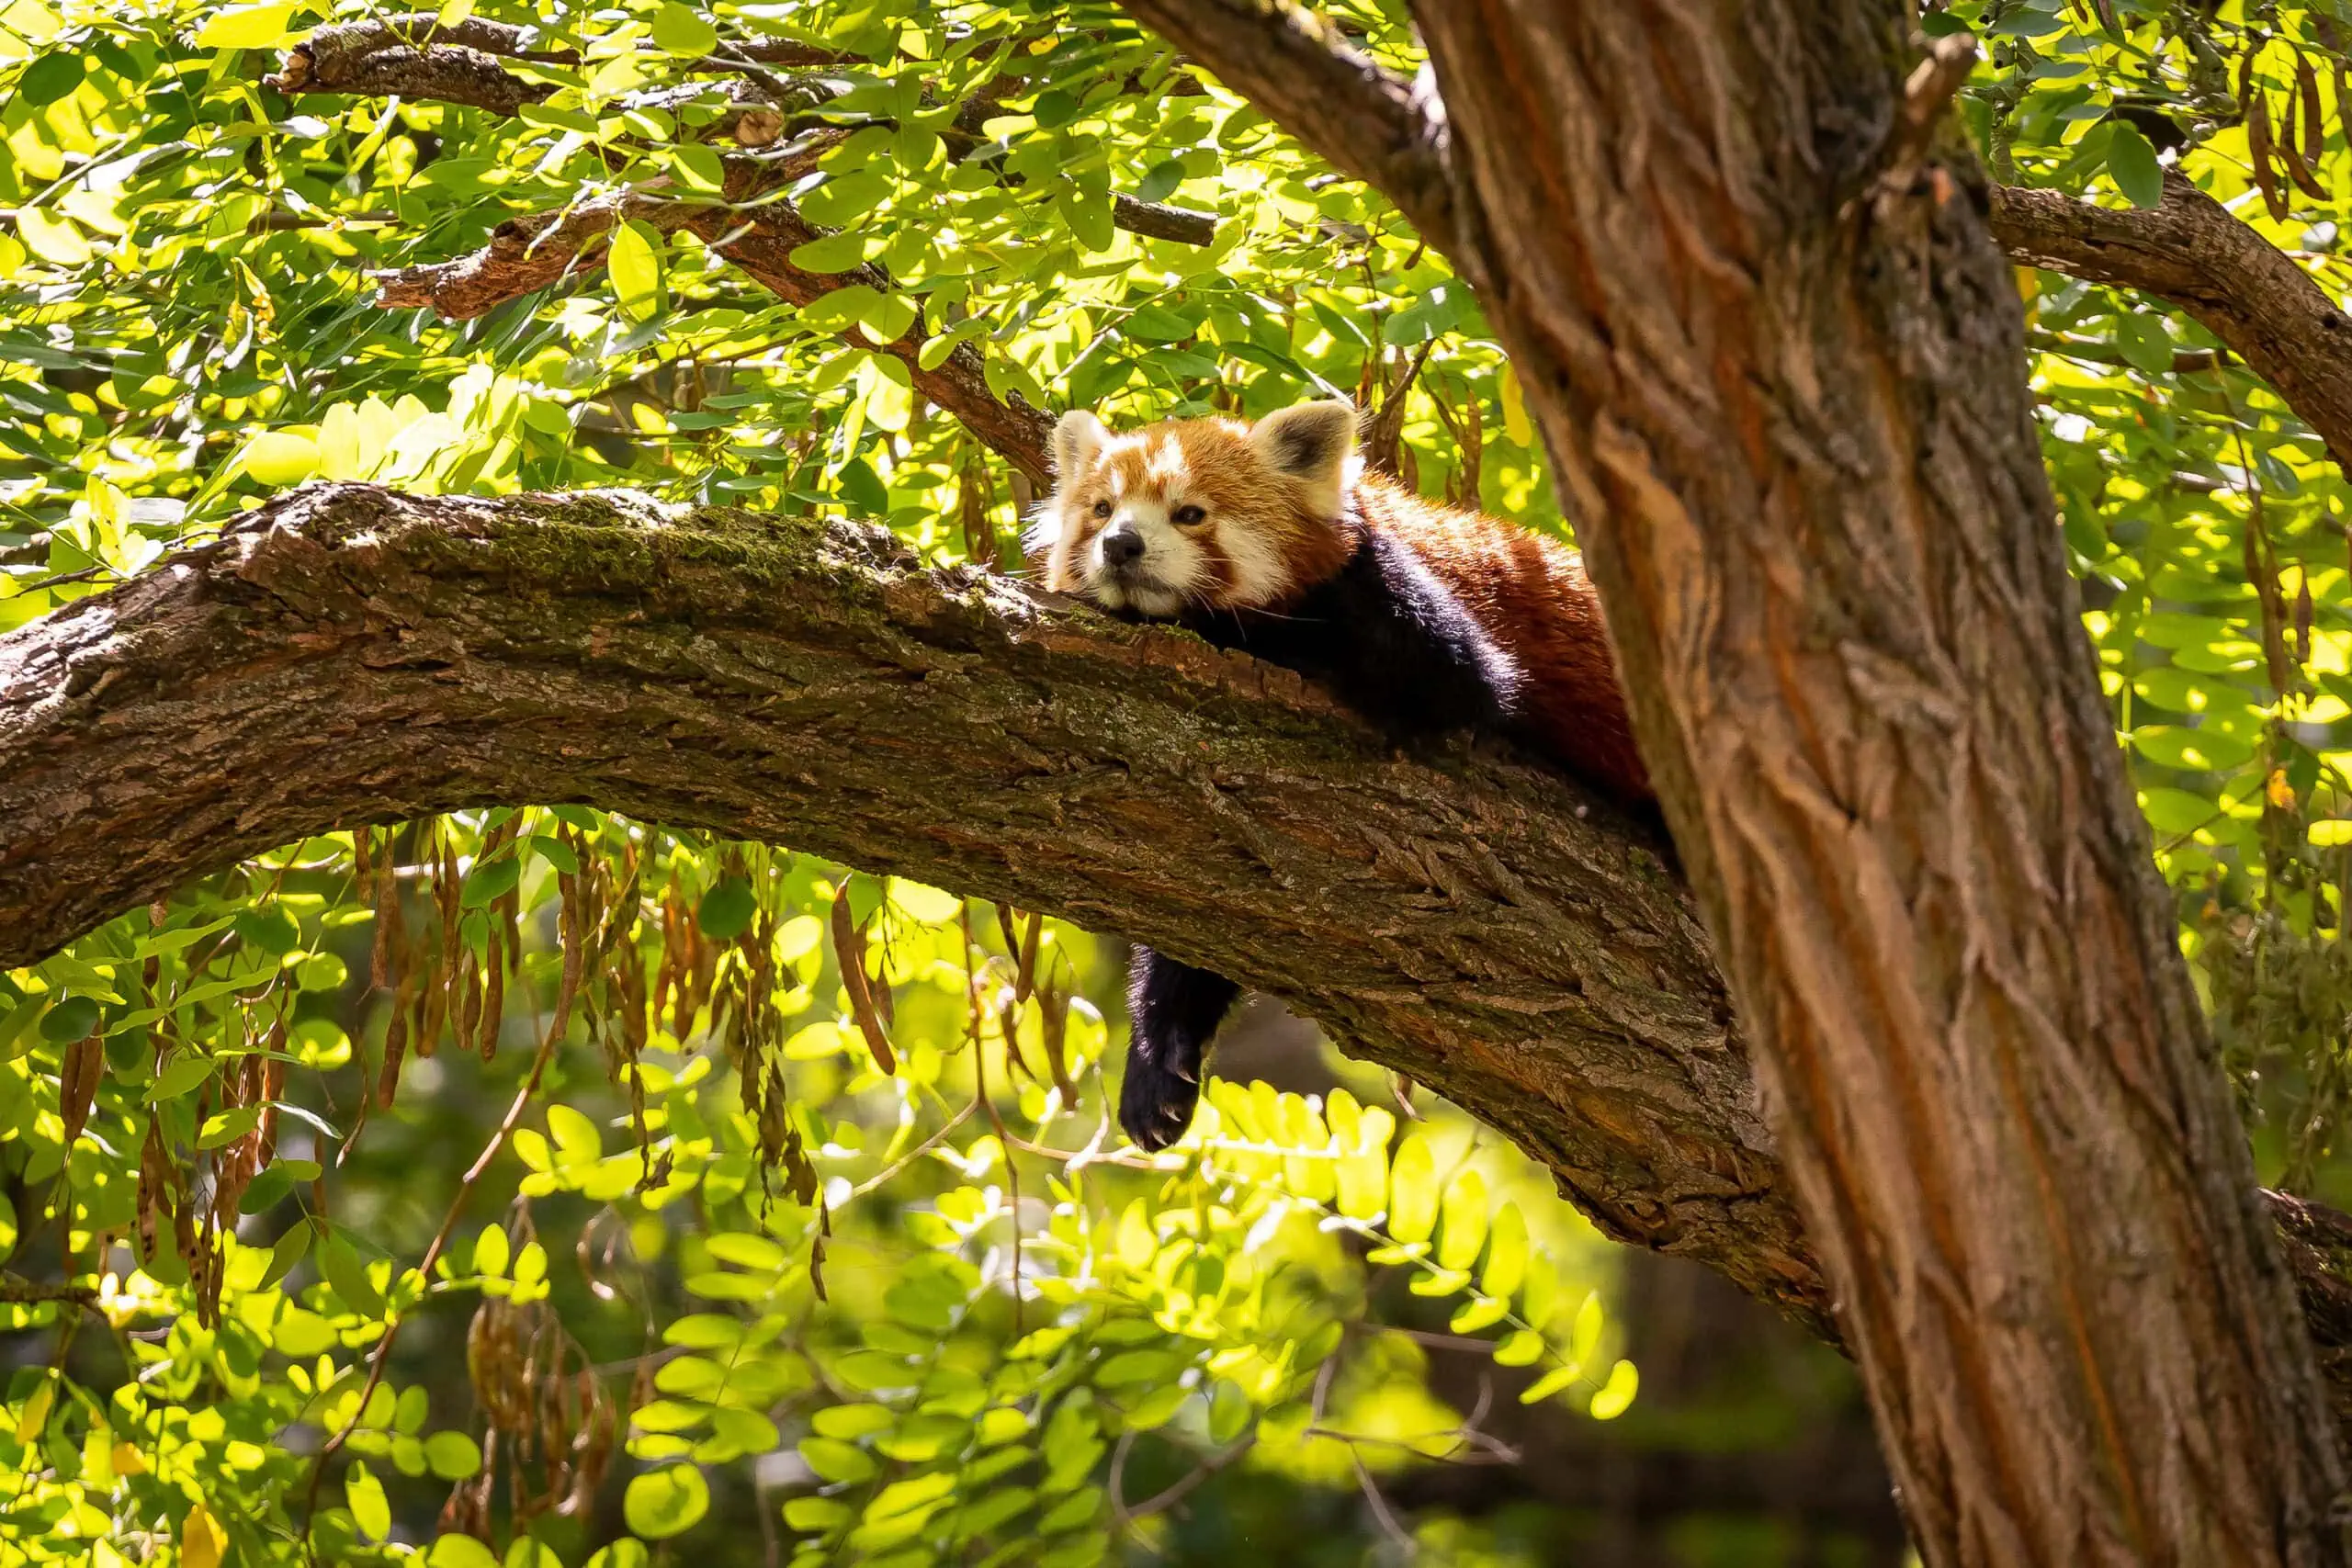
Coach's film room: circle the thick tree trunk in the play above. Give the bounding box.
[1395,4,2346,1564]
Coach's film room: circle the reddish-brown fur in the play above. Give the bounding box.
[1042,413,1649,805]
[1354,476,1651,805]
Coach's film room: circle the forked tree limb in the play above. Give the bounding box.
[1115,4,2352,483]
[1412,5,2342,1562]
[5,483,2352,1450]
[368,167,1055,486]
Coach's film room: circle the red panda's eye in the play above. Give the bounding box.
[1171,504,1206,525]
[1091,500,1113,518]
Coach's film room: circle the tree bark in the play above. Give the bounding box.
[10,483,2352,1472]
[0,482,1779,1275]
[1384,5,2343,1565]
[1990,172,2352,472]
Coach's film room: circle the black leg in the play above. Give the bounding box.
[1121,945,1241,1150]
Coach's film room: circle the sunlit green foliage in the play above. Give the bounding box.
[7,0,2352,1560]
[1957,0,2352,1190]
[0,813,1627,1564]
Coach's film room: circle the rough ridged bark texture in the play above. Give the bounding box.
[1395,4,2346,1565]
[0,484,1779,1285]
[1991,172,2352,472]
[11,483,2352,1480]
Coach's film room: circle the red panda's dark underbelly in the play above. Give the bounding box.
[1355,478,1651,807]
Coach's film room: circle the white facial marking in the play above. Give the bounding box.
[1045,435,1212,618]
[1219,525,1287,609]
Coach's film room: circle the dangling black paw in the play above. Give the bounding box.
[1119,1049,1200,1151]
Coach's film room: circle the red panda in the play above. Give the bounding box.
[1031,397,1651,1148]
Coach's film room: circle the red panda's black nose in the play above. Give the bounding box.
[1101,522,1147,568]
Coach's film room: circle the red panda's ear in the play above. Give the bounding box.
[1053,410,1109,481]
[1250,400,1359,517]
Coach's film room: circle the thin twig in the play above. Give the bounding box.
[1351,1447,1416,1555]
[846,1101,978,1201]
[1115,1433,1259,1527]
[964,908,1021,1331]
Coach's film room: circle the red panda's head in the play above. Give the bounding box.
[1032,399,1363,617]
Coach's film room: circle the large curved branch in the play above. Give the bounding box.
[0,483,1788,1298]
[10,482,2352,1451]
[1991,171,2352,470]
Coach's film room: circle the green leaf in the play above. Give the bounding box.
[672,144,726,195]
[237,431,319,487]
[427,1538,502,1568]
[13,209,87,267]
[1448,1294,1509,1334]
[145,1053,217,1103]
[547,1103,603,1168]
[1206,1378,1251,1444]
[1124,304,1194,343]
[788,232,868,275]
[237,905,300,955]
[527,833,578,874]
[1568,1291,1604,1366]
[194,2,302,49]
[318,1228,385,1316]
[2107,122,2164,209]
[608,220,664,322]
[424,1430,483,1480]
[259,1221,312,1290]
[887,879,961,926]
[1519,1363,1582,1404]
[17,53,85,107]
[799,1436,877,1483]
[460,853,521,908]
[650,3,718,57]
[784,1496,849,1531]
[1060,193,1115,254]
[1588,1358,1639,1419]
[1436,1167,1487,1271]
[836,459,889,518]
[1386,1133,1438,1245]
[40,994,99,1043]
[696,877,755,940]
[2114,314,2175,377]
[862,294,917,345]
[1134,160,1185,205]
[624,1463,710,1538]
[1480,1201,1528,1300]
[198,1105,263,1149]
[295,953,347,991]
[346,1462,391,1542]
